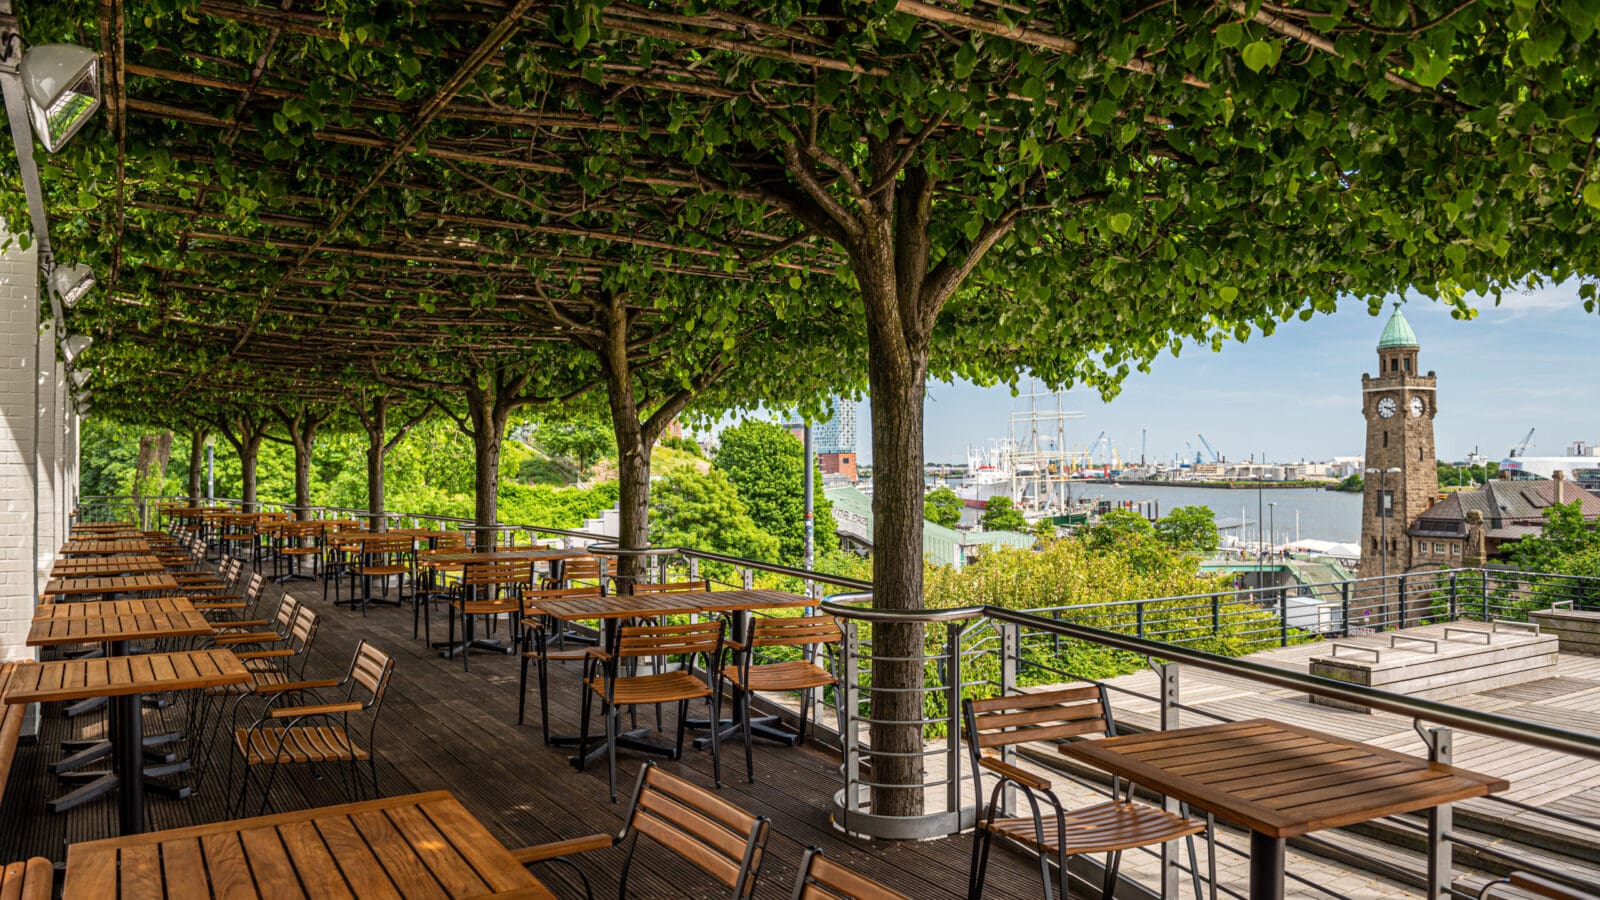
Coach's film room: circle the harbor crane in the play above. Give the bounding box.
[1197,433,1222,464]
[1510,427,1536,458]
[1184,441,1201,465]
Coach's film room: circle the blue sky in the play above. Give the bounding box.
[843,281,1598,465]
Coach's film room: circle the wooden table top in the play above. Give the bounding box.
[28,604,212,647]
[63,790,555,899]
[33,597,196,619]
[41,573,182,597]
[49,555,167,578]
[1057,718,1508,839]
[423,547,588,566]
[1,649,249,705]
[656,589,811,613]
[526,593,708,621]
[59,539,152,557]
[71,521,137,532]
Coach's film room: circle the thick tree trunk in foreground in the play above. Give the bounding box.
[239,436,261,512]
[864,321,931,819]
[366,397,387,532]
[187,431,206,501]
[291,436,313,520]
[466,386,509,551]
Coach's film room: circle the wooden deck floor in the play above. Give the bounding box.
[0,574,1047,899]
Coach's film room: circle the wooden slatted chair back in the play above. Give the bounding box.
[463,560,532,588]
[616,621,724,662]
[747,615,842,650]
[347,640,396,707]
[790,847,909,900]
[430,531,467,549]
[242,571,266,602]
[622,763,770,897]
[288,603,319,648]
[557,556,602,583]
[520,586,602,615]
[220,557,242,584]
[632,579,712,595]
[963,684,1114,751]
[272,595,303,634]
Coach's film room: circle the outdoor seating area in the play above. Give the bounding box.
[6,508,1599,899]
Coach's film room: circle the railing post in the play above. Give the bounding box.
[839,620,863,823]
[1279,588,1289,647]
[1397,574,1408,629]
[1135,602,1145,639]
[1448,572,1458,621]
[1481,571,1491,621]
[999,621,1019,816]
[945,621,963,821]
[1158,663,1181,898]
[1424,726,1454,899]
[1340,581,1351,637]
[740,567,754,590]
[687,557,699,582]
[1211,593,1220,635]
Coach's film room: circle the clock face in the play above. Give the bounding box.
[1409,396,1425,418]
[1377,397,1396,419]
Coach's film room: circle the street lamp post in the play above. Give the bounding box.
[1268,501,1277,560]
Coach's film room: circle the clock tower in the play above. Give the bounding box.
[1359,305,1438,581]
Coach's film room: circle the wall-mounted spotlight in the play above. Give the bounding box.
[61,333,90,363]
[49,261,93,305]
[70,367,90,388]
[18,44,100,152]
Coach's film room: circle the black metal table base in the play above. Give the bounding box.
[1249,832,1285,900]
[691,714,800,751]
[553,727,681,767]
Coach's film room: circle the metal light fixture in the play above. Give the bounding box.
[75,402,90,417]
[74,389,90,405]
[49,261,93,305]
[61,333,90,363]
[70,367,90,388]
[17,43,99,152]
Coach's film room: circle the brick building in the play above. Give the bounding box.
[1357,306,1439,579]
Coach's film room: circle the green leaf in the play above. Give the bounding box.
[1585,182,1600,209]
[1108,213,1133,235]
[1216,23,1245,47]
[1241,41,1277,72]
[1218,286,1239,303]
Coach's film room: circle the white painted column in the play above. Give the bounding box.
[35,316,58,588]
[0,234,38,663]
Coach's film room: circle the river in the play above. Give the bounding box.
[948,479,1363,543]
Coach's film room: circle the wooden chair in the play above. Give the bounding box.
[413,532,467,641]
[630,578,712,595]
[511,762,770,899]
[228,640,395,816]
[0,858,52,900]
[543,554,603,592]
[448,560,529,671]
[964,686,1210,900]
[343,537,412,612]
[209,593,302,650]
[580,620,725,801]
[518,586,603,743]
[791,847,909,900]
[273,520,322,582]
[1479,872,1600,899]
[720,615,841,783]
[194,571,267,621]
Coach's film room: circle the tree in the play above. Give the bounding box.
[268,404,335,520]
[1085,509,1157,550]
[713,420,839,564]
[980,496,1029,533]
[532,419,617,473]
[923,486,962,529]
[1154,506,1221,553]
[354,392,434,530]
[649,469,781,564]
[1337,474,1365,493]
[213,410,272,512]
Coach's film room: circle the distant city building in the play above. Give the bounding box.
[1411,472,1600,563]
[818,452,857,481]
[1358,305,1438,580]
[813,398,857,456]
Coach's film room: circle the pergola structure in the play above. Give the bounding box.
[6,0,1600,815]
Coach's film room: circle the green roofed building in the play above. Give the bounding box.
[825,485,1034,569]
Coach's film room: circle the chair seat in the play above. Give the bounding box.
[454,599,520,615]
[280,547,320,556]
[587,671,712,705]
[721,660,835,692]
[0,857,52,900]
[354,565,408,576]
[526,647,588,662]
[234,726,368,764]
[205,668,286,696]
[987,802,1205,856]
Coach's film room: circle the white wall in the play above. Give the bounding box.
[0,236,39,662]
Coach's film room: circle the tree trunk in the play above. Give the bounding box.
[187,431,206,501]
[466,387,506,551]
[367,396,387,532]
[292,435,313,520]
[609,398,651,589]
[240,436,261,512]
[865,339,930,819]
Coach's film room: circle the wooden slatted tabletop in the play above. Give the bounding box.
[32,597,196,620]
[48,555,167,579]
[27,604,212,647]
[423,547,588,566]
[59,539,153,557]
[525,593,709,621]
[1057,718,1508,839]
[63,790,555,899]
[1,649,249,705]
[70,522,138,533]
[41,572,182,597]
[657,589,811,613]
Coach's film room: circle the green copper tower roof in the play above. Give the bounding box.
[1377,305,1419,350]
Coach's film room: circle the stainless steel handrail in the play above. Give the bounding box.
[984,606,1600,761]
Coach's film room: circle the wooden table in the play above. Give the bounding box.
[41,572,181,599]
[3,649,249,834]
[49,554,167,579]
[64,790,554,898]
[424,547,589,566]
[28,602,212,647]
[58,539,152,557]
[33,597,197,620]
[1057,718,1508,899]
